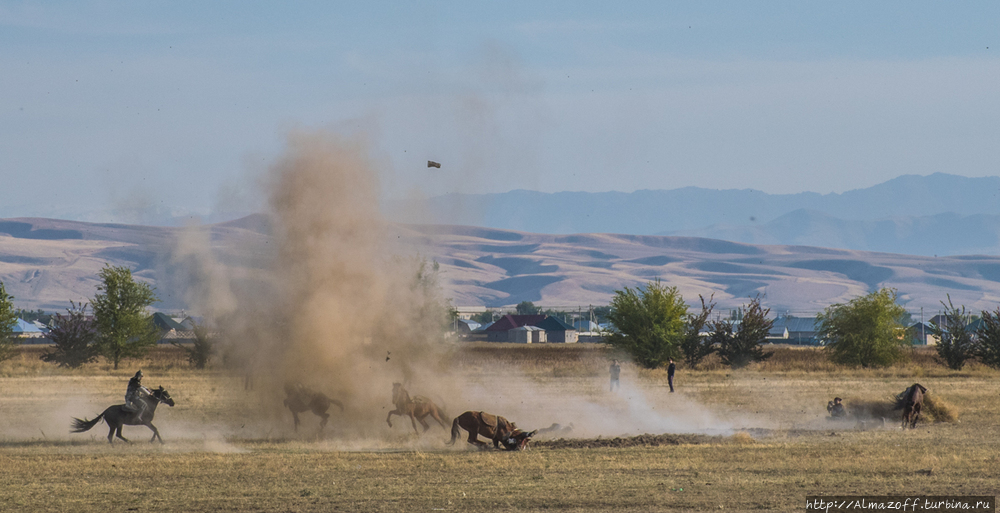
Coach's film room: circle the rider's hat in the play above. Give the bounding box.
[134,370,143,379]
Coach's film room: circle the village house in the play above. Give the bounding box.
[481,314,578,343]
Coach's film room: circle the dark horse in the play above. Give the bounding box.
[386,383,448,435]
[447,411,536,451]
[71,386,175,444]
[898,383,927,429]
[283,383,344,432]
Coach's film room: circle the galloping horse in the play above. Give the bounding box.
[899,383,928,429]
[386,383,448,435]
[283,383,344,432]
[447,411,536,450]
[71,386,175,444]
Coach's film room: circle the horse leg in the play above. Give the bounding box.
[431,410,448,430]
[147,423,163,444]
[107,424,116,444]
[386,409,400,428]
[409,414,420,435]
[319,412,329,431]
[292,411,300,432]
[418,415,431,432]
[467,428,485,449]
[116,425,130,443]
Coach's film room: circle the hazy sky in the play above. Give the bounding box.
[2,2,998,223]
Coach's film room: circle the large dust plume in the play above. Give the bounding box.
[158,129,747,446]
[207,130,456,440]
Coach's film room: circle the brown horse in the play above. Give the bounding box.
[898,383,927,429]
[283,383,344,432]
[71,386,175,444]
[446,411,536,450]
[386,383,448,435]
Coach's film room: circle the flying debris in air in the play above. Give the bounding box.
[427,160,441,168]
[386,351,391,362]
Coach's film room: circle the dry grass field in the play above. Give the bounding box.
[1,344,998,512]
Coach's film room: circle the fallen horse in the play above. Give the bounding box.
[447,411,536,450]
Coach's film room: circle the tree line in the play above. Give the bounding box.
[603,280,1000,371]
[0,265,214,370]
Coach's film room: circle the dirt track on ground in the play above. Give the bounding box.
[534,433,720,449]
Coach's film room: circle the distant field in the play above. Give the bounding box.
[1,344,998,512]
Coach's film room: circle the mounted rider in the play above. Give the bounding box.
[124,370,152,419]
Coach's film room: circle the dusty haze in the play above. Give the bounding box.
[179,130,735,445]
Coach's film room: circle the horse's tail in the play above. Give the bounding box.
[331,399,345,412]
[71,412,105,433]
[446,416,460,445]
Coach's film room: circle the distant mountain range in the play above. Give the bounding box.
[395,173,1000,256]
[3,215,1000,315]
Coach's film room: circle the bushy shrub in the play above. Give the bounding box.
[41,301,98,368]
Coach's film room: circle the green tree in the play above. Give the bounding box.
[0,282,18,362]
[711,295,774,368]
[680,294,716,368]
[172,322,214,369]
[515,301,540,315]
[41,301,98,368]
[92,265,160,370]
[605,279,687,369]
[930,296,977,370]
[817,288,909,368]
[14,308,50,325]
[975,307,1000,370]
[471,310,496,325]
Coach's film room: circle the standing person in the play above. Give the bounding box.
[609,359,621,391]
[827,397,846,418]
[667,358,676,393]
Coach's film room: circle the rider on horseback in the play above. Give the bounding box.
[124,370,151,420]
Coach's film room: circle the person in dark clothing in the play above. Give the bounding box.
[667,358,676,393]
[609,359,621,391]
[827,397,846,418]
[124,370,151,420]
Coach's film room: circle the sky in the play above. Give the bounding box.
[2,1,999,224]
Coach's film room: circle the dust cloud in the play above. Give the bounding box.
[209,130,457,441]
[0,130,764,448]
[158,129,746,447]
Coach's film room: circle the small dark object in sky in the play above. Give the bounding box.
[386,351,391,362]
[427,161,441,168]
[749,216,756,222]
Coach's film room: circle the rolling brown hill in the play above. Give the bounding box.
[2,216,999,315]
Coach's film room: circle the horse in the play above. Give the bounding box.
[71,386,175,444]
[283,383,344,432]
[898,383,927,429]
[386,383,448,435]
[446,411,536,450]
